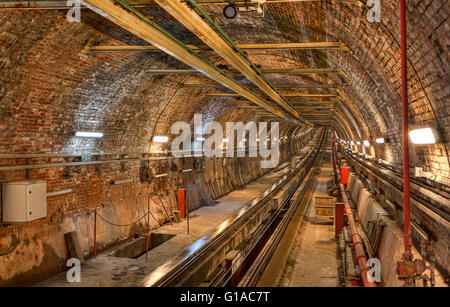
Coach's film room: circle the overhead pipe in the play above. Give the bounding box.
[400,0,412,259]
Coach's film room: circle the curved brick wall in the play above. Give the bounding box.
[0,1,448,284]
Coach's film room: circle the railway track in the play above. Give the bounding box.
[138,128,328,287]
[341,148,450,277]
[342,148,450,223]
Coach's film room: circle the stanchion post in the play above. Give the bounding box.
[93,208,97,257]
[186,196,189,235]
[146,195,150,261]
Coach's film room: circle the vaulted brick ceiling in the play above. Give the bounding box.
[0,1,448,176]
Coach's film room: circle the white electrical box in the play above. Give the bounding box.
[2,180,47,223]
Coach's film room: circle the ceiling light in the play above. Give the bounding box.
[363,140,370,147]
[376,138,385,144]
[75,131,104,138]
[223,4,237,19]
[153,136,169,143]
[357,141,361,145]
[196,137,206,141]
[223,138,229,143]
[409,128,436,144]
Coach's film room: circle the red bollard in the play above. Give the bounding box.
[177,189,187,218]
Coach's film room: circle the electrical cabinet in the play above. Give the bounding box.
[2,180,47,223]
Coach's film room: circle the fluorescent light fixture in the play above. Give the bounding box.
[75,131,104,138]
[376,138,385,144]
[357,141,361,145]
[222,138,229,143]
[153,136,169,143]
[409,128,436,144]
[196,137,206,141]
[363,140,370,147]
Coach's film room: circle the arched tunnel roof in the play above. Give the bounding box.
[0,0,448,176]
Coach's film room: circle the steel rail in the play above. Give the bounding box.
[138,129,326,286]
[342,150,450,222]
[234,130,327,286]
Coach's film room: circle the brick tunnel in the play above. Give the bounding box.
[0,0,448,290]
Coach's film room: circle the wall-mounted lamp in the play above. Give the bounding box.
[375,137,390,144]
[75,131,104,138]
[409,128,438,145]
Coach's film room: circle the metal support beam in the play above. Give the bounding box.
[0,0,359,10]
[204,93,339,98]
[154,0,307,123]
[180,83,341,89]
[139,68,344,76]
[83,0,301,125]
[87,42,350,53]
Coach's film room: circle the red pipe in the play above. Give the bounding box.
[339,183,375,287]
[332,136,375,287]
[400,0,412,259]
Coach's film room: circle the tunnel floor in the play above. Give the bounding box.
[36,154,304,286]
[278,147,339,286]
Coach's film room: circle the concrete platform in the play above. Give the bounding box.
[36,158,297,287]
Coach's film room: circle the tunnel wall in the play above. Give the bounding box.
[0,129,315,286]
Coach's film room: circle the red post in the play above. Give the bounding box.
[335,202,345,238]
[177,189,186,218]
[93,208,97,257]
[146,195,150,261]
[186,196,190,235]
[400,0,412,259]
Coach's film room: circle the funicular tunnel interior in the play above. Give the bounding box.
[0,0,448,288]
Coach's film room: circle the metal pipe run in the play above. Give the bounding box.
[400,0,412,259]
[338,182,375,287]
[332,137,375,287]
